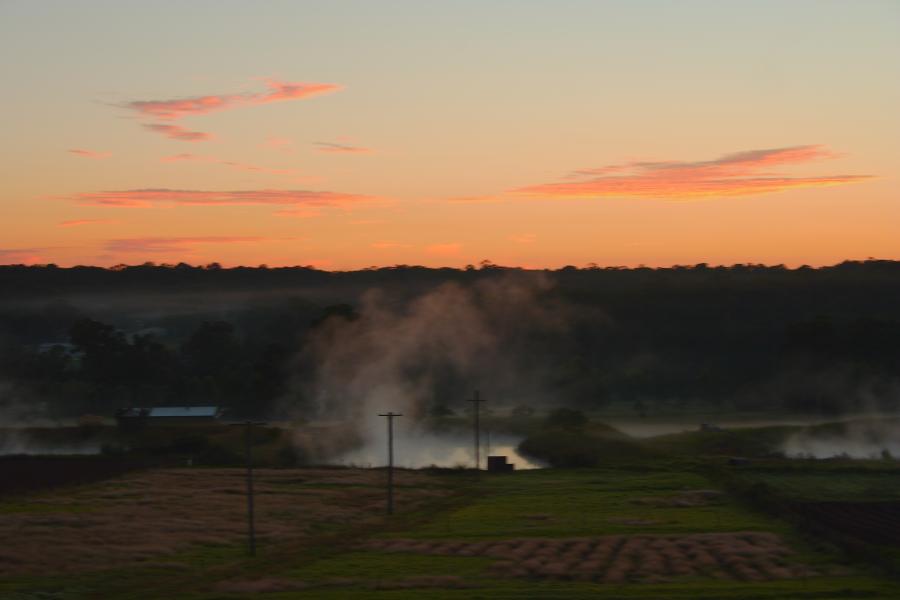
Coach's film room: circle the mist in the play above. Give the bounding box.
[782,417,900,459]
[282,273,570,463]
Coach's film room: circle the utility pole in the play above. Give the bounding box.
[467,390,486,470]
[230,420,266,556]
[378,412,402,515]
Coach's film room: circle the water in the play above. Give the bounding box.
[334,431,543,469]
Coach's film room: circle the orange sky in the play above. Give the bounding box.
[1,1,897,269]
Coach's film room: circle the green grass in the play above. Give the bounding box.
[732,469,900,502]
[405,468,781,539]
[241,577,900,600]
[6,462,900,599]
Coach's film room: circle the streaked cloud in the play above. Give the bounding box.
[314,141,372,154]
[68,148,111,159]
[126,79,340,120]
[58,219,117,227]
[425,243,462,256]
[515,145,873,199]
[105,236,269,254]
[70,188,375,208]
[0,248,45,264]
[143,123,213,142]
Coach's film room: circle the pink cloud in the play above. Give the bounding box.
[126,79,341,120]
[0,248,45,264]
[425,243,462,256]
[105,236,268,254]
[68,148,111,159]
[314,141,373,154]
[58,219,117,227]
[144,123,213,142]
[516,145,873,199]
[70,188,375,208]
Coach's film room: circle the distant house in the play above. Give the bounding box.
[115,406,223,428]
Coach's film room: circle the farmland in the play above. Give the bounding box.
[3,457,900,599]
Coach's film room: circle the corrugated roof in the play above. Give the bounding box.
[147,406,220,418]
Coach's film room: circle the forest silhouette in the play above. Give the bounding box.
[1,260,898,420]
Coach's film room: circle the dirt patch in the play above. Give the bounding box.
[796,501,900,546]
[0,468,448,576]
[366,532,816,583]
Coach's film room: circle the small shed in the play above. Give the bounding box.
[487,455,515,473]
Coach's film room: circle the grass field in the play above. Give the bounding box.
[4,460,900,600]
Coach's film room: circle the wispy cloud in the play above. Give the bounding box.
[425,243,462,256]
[314,141,372,154]
[0,248,45,264]
[126,79,341,120]
[515,145,873,199]
[58,219,117,227]
[143,123,213,142]
[69,188,375,208]
[105,236,269,254]
[68,148,111,159]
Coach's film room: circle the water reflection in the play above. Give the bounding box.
[334,432,543,470]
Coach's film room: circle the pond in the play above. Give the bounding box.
[334,431,543,469]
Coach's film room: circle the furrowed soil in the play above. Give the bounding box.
[3,465,899,599]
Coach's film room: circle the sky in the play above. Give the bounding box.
[1,0,898,269]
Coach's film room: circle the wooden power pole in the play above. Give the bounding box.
[467,390,486,470]
[378,412,402,514]
[231,420,266,556]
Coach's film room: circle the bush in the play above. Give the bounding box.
[543,408,588,430]
[518,428,650,468]
[197,444,243,466]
